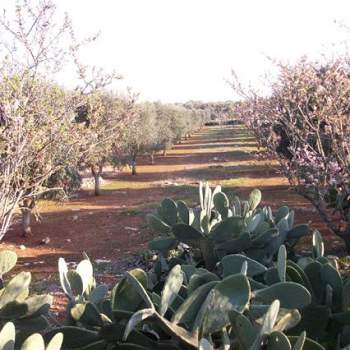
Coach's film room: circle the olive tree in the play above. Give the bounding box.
[153,103,205,156]
[78,91,134,194]
[112,101,208,175]
[113,101,158,175]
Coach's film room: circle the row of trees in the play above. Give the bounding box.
[0,1,207,239]
[111,101,207,178]
[184,100,235,123]
[231,57,350,251]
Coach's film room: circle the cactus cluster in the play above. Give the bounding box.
[1,230,348,349]
[50,257,328,349]
[49,260,299,349]
[49,236,342,349]
[1,184,349,349]
[147,182,310,270]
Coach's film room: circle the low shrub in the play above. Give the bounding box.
[44,167,82,200]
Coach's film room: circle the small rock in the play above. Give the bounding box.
[40,237,50,245]
[19,245,26,250]
[95,259,111,264]
[72,215,79,221]
[66,238,71,243]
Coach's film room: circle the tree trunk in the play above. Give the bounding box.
[20,198,35,237]
[94,173,101,196]
[163,148,167,156]
[150,152,155,165]
[300,189,350,253]
[22,208,31,237]
[91,165,103,196]
[131,154,137,175]
[131,161,137,175]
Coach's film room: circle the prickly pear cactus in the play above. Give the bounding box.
[0,322,63,350]
[0,251,53,339]
[284,231,350,348]
[147,182,310,271]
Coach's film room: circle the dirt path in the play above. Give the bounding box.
[1,125,344,279]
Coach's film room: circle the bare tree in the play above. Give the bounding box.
[0,0,121,236]
[232,58,350,250]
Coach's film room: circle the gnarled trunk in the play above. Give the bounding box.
[131,156,137,175]
[20,198,35,237]
[91,165,103,196]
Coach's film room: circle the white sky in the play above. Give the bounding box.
[6,0,350,102]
